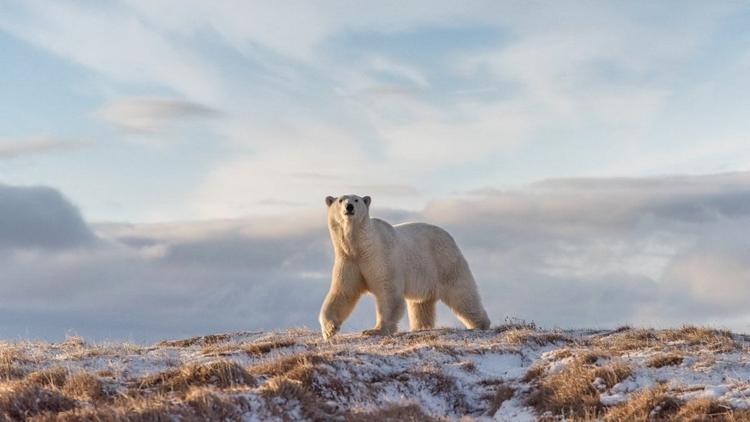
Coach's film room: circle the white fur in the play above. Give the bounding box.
[319,194,491,339]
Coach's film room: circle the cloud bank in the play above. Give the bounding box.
[96,96,223,134]
[1,172,749,342]
[0,137,88,160]
[0,184,95,249]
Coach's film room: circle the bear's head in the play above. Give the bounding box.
[325,194,371,226]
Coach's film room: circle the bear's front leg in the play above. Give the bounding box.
[362,284,405,336]
[319,259,364,339]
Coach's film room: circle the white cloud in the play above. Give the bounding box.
[0,136,88,160]
[0,1,224,103]
[666,251,750,309]
[119,0,497,60]
[345,184,420,197]
[370,97,531,168]
[191,144,379,218]
[96,96,222,133]
[368,55,429,88]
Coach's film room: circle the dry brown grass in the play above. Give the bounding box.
[0,380,76,420]
[377,330,441,348]
[484,384,515,417]
[258,377,337,420]
[526,353,632,418]
[202,339,296,357]
[376,330,469,357]
[63,372,106,401]
[249,349,463,416]
[0,347,30,380]
[494,318,538,332]
[38,406,175,422]
[35,389,247,422]
[504,328,571,346]
[1,327,747,421]
[159,333,233,348]
[589,386,750,421]
[594,328,660,351]
[249,350,360,412]
[96,368,116,378]
[60,343,131,362]
[647,353,684,368]
[521,347,581,383]
[181,388,247,420]
[522,363,547,383]
[594,326,741,354]
[661,326,739,352]
[458,360,476,372]
[397,339,461,357]
[348,403,439,421]
[674,398,750,421]
[604,385,681,421]
[240,339,296,355]
[248,352,330,380]
[60,336,86,349]
[138,360,255,394]
[395,366,468,413]
[25,366,69,388]
[51,394,183,422]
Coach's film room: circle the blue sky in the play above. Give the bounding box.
[2,1,750,341]
[2,1,749,222]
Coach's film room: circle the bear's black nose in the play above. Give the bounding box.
[346,203,354,212]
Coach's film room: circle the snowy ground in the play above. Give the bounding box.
[1,325,749,420]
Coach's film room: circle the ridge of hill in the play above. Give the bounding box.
[1,325,750,420]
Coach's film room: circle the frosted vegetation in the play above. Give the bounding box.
[1,323,749,420]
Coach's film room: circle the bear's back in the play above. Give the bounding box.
[392,222,465,271]
[392,221,452,242]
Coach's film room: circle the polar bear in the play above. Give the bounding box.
[319,194,490,339]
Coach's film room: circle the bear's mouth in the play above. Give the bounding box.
[344,210,354,216]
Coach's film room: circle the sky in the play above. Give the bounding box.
[1,1,750,342]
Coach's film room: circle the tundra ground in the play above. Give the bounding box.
[1,324,749,421]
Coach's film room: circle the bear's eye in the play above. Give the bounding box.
[338,198,343,203]
[355,199,359,202]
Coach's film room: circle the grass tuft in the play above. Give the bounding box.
[139,360,255,394]
[248,352,330,380]
[526,353,632,418]
[594,325,740,354]
[63,371,107,401]
[0,347,30,380]
[0,381,76,420]
[604,386,681,421]
[259,377,336,420]
[25,366,69,388]
[646,353,684,368]
[674,397,749,420]
[348,403,440,421]
[159,333,233,348]
[484,384,515,417]
[505,329,571,346]
[202,339,297,357]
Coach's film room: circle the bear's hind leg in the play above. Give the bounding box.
[362,285,405,336]
[442,287,490,330]
[407,300,436,331]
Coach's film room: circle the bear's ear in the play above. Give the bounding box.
[363,196,371,206]
[325,196,336,207]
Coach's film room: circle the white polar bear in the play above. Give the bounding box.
[319,194,491,339]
